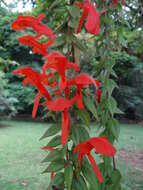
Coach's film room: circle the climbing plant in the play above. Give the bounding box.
[11,0,123,189]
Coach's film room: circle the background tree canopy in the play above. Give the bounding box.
[0,0,143,120]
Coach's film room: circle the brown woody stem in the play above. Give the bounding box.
[113,156,116,170]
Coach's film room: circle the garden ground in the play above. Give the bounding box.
[0,120,143,190]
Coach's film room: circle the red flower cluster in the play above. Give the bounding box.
[18,35,54,56]
[12,13,98,146]
[12,3,116,183]
[75,0,100,35]
[75,0,119,35]
[11,13,56,39]
[74,137,116,182]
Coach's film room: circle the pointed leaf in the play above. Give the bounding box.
[72,175,88,190]
[77,109,90,127]
[111,169,122,185]
[104,79,117,96]
[64,163,73,190]
[83,96,97,119]
[107,118,120,140]
[42,149,63,163]
[47,172,65,190]
[46,135,61,147]
[40,124,60,140]
[81,158,98,189]
[68,5,80,18]
[71,124,90,144]
[43,160,64,173]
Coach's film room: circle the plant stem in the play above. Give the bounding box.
[113,156,116,170]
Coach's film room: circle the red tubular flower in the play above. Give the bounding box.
[11,13,56,39]
[45,97,76,145]
[32,92,41,118]
[74,137,116,183]
[18,35,54,56]
[95,79,101,103]
[75,0,100,35]
[61,109,71,145]
[43,51,80,90]
[67,73,95,109]
[13,67,52,118]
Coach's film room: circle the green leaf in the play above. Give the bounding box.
[51,36,66,48]
[77,109,90,127]
[64,163,73,190]
[107,97,117,115]
[42,160,64,173]
[72,175,88,190]
[42,111,57,121]
[49,0,60,11]
[46,135,61,148]
[71,124,90,144]
[42,149,63,163]
[47,172,65,190]
[81,158,98,189]
[104,79,118,96]
[40,124,60,140]
[111,169,122,185]
[106,96,123,115]
[55,20,68,33]
[114,108,124,114]
[68,5,80,18]
[107,118,120,139]
[83,96,97,119]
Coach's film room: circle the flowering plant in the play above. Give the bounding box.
[12,0,122,189]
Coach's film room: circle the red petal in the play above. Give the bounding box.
[45,97,74,111]
[37,13,46,21]
[76,10,88,34]
[87,154,104,183]
[11,15,56,39]
[18,35,52,56]
[73,142,92,165]
[65,87,70,97]
[61,110,70,145]
[77,91,84,109]
[95,79,100,89]
[60,76,67,90]
[66,62,80,72]
[96,89,101,103]
[14,67,51,101]
[89,137,116,156]
[73,142,92,155]
[50,172,54,179]
[75,73,95,85]
[85,4,100,35]
[32,92,41,118]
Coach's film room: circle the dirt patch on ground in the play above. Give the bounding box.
[0,124,11,128]
[118,148,143,173]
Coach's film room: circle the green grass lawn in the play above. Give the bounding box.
[0,120,143,190]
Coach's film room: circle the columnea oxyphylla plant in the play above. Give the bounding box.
[12,0,119,189]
